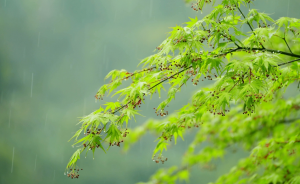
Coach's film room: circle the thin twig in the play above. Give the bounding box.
[229,71,248,92]
[229,80,240,93]
[214,47,241,57]
[149,66,192,91]
[111,67,192,114]
[201,23,207,31]
[177,75,192,90]
[283,37,293,54]
[237,7,265,49]
[276,58,300,67]
[237,7,254,32]
[232,40,241,48]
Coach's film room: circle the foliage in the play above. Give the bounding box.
[66,0,300,183]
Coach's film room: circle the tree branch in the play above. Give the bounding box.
[239,47,300,58]
[110,46,300,115]
[214,47,241,57]
[216,46,300,59]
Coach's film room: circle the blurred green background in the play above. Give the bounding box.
[0,0,299,183]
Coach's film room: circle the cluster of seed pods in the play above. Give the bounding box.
[109,140,124,147]
[178,122,202,129]
[173,36,187,45]
[84,128,103,136]
[81,128,105,150]
[152,155,168,164]
[94,94,103,100]
[108,129,129,147]
[66,168,83,179]
[190,0,214,11]
[132,98,144,109]
[223,5,237,10]
[153,108,169,117]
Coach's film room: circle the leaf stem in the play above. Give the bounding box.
[249,68,251,84]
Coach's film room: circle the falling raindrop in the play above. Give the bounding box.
[53,170,55,181]
[64,172,66,175]
[241,24,244,40]
[83,98,86,116]
[114,10,117,22]
[31,73,33,98]
[287,0,290,16]
[4,0,6,7]
[106,58,109,70]
[34,155,37,171]
[0,91,3,102]
[44,112,48,129]
[11,90,15,106]
[139,139,142,153]
[37,32,41,47]
[135,43,138,59]
[103,45,107,64]
[149,0,153,18]
[70,64,73,70]
[8,109,11,128]
[23,71,26,84]
[11,147,14,173]
[23,48,26,58]
[61,152,64,164]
